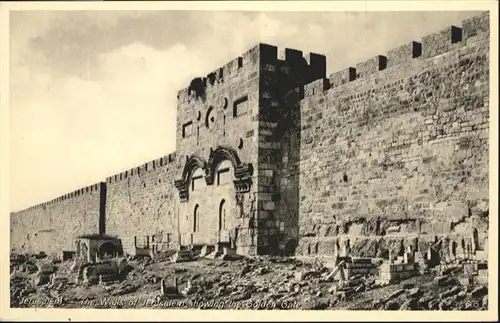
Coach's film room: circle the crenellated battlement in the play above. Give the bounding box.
[106,152,177,184]
[12,151,178,213]
[299,11,489,99]
[176,45,259,104]
[176,43,326,105]
[15,182,104,214]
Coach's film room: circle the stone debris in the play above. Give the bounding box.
[9,249,490,311]
[171,250,195,263]
[49,274,68,286]
[111,282,138,296]
[470,285,488,297]
[37,262,55,275]
[294,270,320,281]
[384,300,400,310]
[35,272,51,286]
[439,286,461,299]
[407,287,422,298]
[181,280,198,296]
[400,298,418,310]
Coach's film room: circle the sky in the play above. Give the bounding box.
[9,10,481,212]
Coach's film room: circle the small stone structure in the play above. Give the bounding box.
[75,234,124,263]
[161,277,179,297]
[379,262,417,283]
[378,249,418,283]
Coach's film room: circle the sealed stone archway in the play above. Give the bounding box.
[174,146,252,251]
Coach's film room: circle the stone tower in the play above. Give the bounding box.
[173,43,326,255]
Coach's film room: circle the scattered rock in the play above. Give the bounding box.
[482,295,488,307]
[37,263,55,275]
[457,291,467,300]
[385,300,400,310]
[255,266,269,275]
[417,295,433,309]
[438,297,454,310]
[400,299,418,310]
[240,265,251,276]
[434,275,448,286]
[372,299,382,308]
[428,299,440,310]
[408,287,422,298]
[470,285,488,298]
[295,270,319,281]
[386,289,405,301]
[402,282,415,289]
[35,273,50,286]
[439,286,460,299]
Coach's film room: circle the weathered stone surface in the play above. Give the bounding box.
[297,12,489,256]
[10,184,104,255]
[351,237,379,258]
[9,12,490,259]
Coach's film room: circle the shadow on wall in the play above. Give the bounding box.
[273,83,305,256]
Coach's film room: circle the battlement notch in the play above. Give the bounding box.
[317,11,488,99]
[13,182,103,213]
[106,152,177,184]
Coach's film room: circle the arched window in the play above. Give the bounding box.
[219,199,226,231]
[193,204,200,232]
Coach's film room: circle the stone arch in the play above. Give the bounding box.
[206,145,253,187]
[207,146,241,180]
[98,241,120,259]
[175,154,207,202]
[175,147,253,202]
[181,155,207,183]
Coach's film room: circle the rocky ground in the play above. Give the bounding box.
[10,253,489,310]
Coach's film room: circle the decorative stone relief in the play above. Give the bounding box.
[174,146,253,201]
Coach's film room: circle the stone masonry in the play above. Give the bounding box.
[10,12,490,260]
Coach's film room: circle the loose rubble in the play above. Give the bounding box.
[10,242,489,310]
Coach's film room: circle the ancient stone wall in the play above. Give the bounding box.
[10,183,105,256]
[10,12,490,259]
[297,12,490,258]
[104,154,178,255]
[174,45,263,255]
